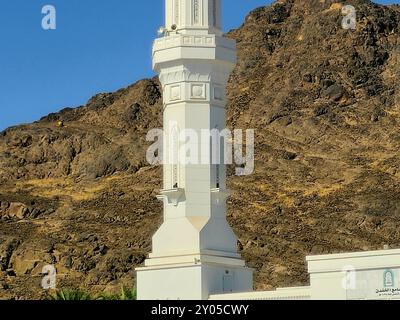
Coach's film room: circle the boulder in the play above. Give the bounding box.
[7,202,29,220]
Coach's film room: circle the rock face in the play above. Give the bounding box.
[0,0,399,299]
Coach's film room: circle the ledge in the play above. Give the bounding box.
[307,248,400,261]
[152,34,237,71]
[307,248,400,274]
[157,188,185,206]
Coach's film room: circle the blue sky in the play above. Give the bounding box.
[0,0,398,130]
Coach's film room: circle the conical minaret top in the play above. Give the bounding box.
[165,0,222,35]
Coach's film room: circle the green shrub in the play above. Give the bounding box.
[47,286,136,301]
[47,289,92,300]
[97,286,137,301]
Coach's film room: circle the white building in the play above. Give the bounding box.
[211,249,400,300]
[137,0,400,301]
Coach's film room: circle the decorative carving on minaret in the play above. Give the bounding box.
[170,123,180,189]
[193,0,200,25]
[191,84,206,100]
[174,0,180,26]
[164,0,221,34]
[170,85,181,101]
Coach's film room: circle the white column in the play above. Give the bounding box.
[137,0,253,300]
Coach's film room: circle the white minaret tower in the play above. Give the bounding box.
[136,0,253,300]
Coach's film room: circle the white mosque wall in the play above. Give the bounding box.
[210,249,400,300]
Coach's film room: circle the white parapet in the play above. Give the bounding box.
[307,248,400,300]
[209,287,311,301]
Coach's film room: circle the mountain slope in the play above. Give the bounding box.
[0,0,399,298]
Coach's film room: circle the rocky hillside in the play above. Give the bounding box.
[1,0,399,299]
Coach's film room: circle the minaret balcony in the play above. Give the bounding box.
[156,188,230,206]
[157,188,186,206]
[152,34,236,72]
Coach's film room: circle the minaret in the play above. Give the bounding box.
[136,0,253,300]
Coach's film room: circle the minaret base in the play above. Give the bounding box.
[136,255,253,300]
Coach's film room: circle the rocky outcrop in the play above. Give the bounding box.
[0,0,399,298]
